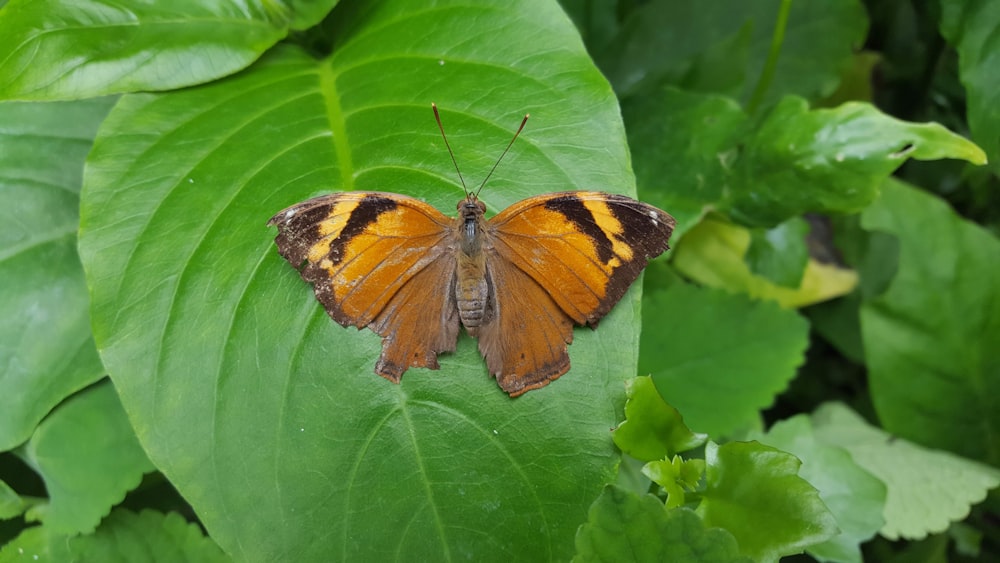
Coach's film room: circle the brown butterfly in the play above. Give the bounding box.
[267,105,675,396]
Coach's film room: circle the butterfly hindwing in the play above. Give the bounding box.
[478,257,575,396]
[267,191,460,382]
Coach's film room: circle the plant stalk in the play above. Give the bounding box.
[748,0,794,113]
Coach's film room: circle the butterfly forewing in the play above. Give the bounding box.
[268,192,461,381]
[486,191,676,326]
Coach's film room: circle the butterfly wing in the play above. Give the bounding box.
[268,192,460,382]
[481,191,675,394]
[477,260,575,396]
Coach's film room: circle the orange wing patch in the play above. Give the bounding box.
[269,192,453,328]
[488,191,675,326]
[268,192,462,383]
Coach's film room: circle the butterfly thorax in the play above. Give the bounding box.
[456,197,487,254]
[454,197,490,336]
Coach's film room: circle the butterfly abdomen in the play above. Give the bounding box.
[453,198,493,336]
[455,247,490,337]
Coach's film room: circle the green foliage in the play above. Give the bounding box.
[17,381,153,535]
[745,217,811,287]
[861,179,1000,466]
[613,376,706,462]
[698,441,839,562]
[0,481,23,520]
[574,486,748,563]
[0,0,306,100]
[0,98,111,452]
[642,456,705,509]
[1,0,999,561]
[596,0,868,106]
[1,509,228,562]
[813,403,1000,542]
[639,278,810,438]
[670,217,861,307]
[625,88,985,235]
[752,415,886,562]
[939,0,1000,178]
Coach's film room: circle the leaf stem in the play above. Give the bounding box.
[748,0,793,114]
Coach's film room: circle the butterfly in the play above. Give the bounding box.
[267,105,675,397]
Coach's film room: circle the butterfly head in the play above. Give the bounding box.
[457,193,486,214]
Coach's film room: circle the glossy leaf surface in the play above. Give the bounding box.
[78,1,638,559]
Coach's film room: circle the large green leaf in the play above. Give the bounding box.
[940,0,1000,177]
[0,98,112,452]
[639,279,809,438]
[18,381,153,535]
[860,179,1000,465]
[0,0,328,100]
[77,1,639,559]
[812,403,1000,541]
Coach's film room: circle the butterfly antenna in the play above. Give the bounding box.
[432,103,470,196]
[474,113,529,198]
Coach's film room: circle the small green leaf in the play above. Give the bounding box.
[642,457,706,509]
[0,479,25,519]
[613,376,707,461]
[0,509,229,562]
[812,403,1000,540]
[727,98,988,227]
[640,280,809,437]
[744,217,811,287]
[698,441,839,562]
[752,415,886,563]
[574,485,748,563]
[860,179,1000,466]
[19,381,153,535]
[0,0,310,100]
[940,0,1000,176]
[671,218,859,308]
[0,98,112,451]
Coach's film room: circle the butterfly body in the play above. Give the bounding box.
[268,190,674,396]
[454,197,490,335]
